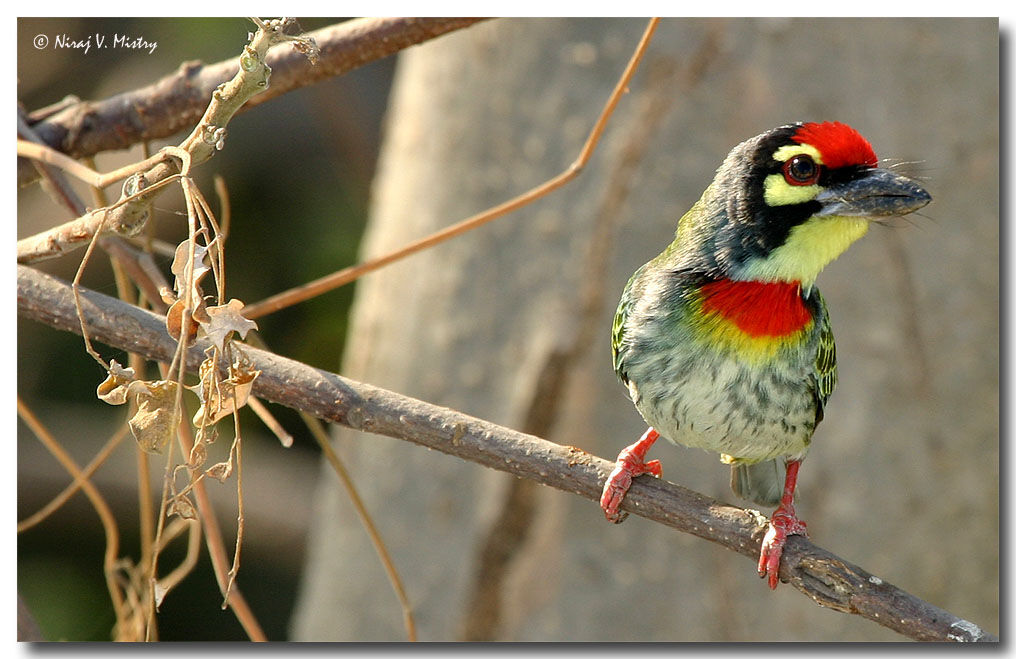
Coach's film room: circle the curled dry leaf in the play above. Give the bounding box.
[188,440,208,468]
[189,355,260,426]
[166,298,202,342]
[188,359,216,423]
[159,286,177,306]
[167,493,197,520]
[171,236,214,294]
[201,298,258,350]
[96,359,137,405]
[205,460,233,483]
[194,422,219,447]
[128,380,179,454]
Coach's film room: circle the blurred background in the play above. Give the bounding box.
[17,17,392,640]
[17,18,998,641]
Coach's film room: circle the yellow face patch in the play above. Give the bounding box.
[740,215,870,286]
[772,143,823,164]
[764,174,820,206]
[764,144,825,207]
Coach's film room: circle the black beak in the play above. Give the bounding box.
[815,167,931,218]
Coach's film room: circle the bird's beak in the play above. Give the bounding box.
[815,167,931,218]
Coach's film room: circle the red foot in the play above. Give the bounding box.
[757,460,808,589]
[758,501,808,589]
[600,428,662,523]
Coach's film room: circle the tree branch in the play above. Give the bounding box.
[18,17,490,188]
[16,263,998,643]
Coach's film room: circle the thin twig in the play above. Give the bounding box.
[17,396,129,638]
[17,172,180,264]
[17,112,88,213]
[241,17,662,320]
[16,264,997,644]
[223,412,245,607]
[302,413,418,642]
[131,353,156,620]
[16,138,172,191]
[17,424,130,533]
[19,27,268,639]
[145,398,178,641]
[17,109,174,310]
[169,402,268,641]
[213,175,232,242]
[247,396,293,447]
[153,518,202,599]
[242,330,409,635]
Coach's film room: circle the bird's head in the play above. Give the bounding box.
[676,121,931,288]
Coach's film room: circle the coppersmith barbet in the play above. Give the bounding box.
[601,121,931,588]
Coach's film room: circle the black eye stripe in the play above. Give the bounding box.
[818,164,874,186]
[766,160,873,186]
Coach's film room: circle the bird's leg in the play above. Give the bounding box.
[600,427,663,523]
[758,459,808,589]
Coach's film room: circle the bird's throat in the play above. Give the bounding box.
[737,215,870,287]
[699,279,811,338]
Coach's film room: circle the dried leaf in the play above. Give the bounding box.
[193,371,259,425]
[128,380,179,454]
[226,362,258,412]
[171,236,214,294]
[168,493,197,520]
[188,441,208,468]
[195,423,219,446]
[96,360,136,405]
[159,286,176,306]
[205,460,233,483]
[188,358,216,425]
[201,299,258,350]
[166,298,201,342]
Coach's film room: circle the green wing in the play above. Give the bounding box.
[611,263,647,382]
[812,291,838,425]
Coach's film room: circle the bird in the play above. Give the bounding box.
[600,121,931,589]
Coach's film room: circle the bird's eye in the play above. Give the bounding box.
[782,154,820,186]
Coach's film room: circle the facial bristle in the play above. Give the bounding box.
[792,121,878,169]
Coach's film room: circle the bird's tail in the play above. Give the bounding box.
[730,459,784,507]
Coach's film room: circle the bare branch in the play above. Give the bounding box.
[16,263,998,644]
[18,17,490,188]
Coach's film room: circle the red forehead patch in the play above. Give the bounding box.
[792,121,878,169]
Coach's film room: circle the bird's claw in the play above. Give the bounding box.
[600,454,662,524]
[757,503,808,589]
